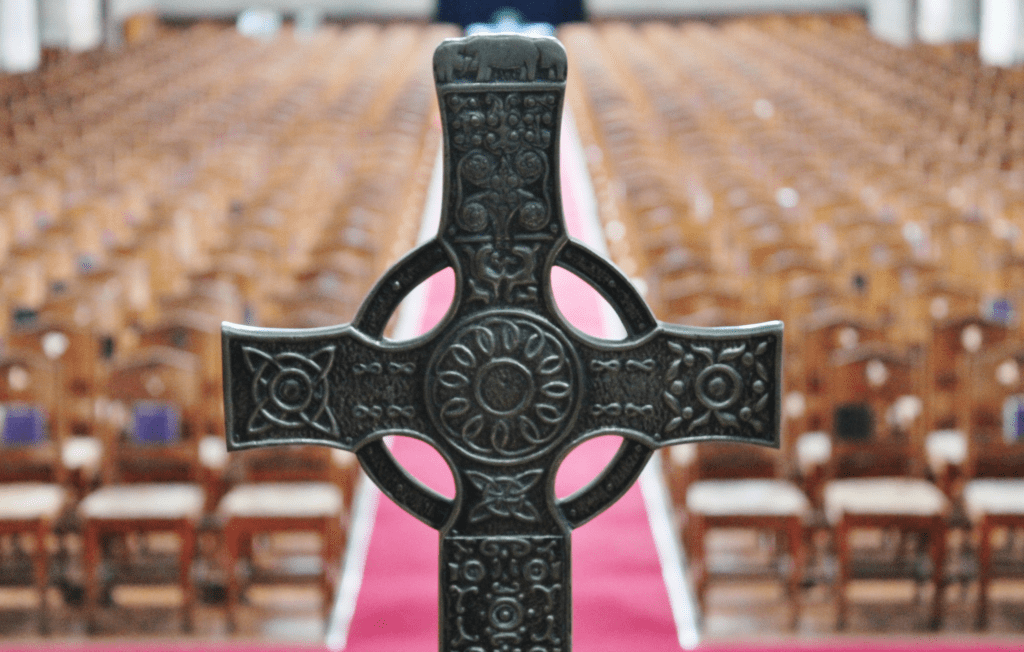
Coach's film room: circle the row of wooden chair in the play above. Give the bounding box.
[1,344,358,632]
[0,21,454,635]
[561,15,1024,631]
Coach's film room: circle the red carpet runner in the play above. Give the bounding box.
[339,112,682,651]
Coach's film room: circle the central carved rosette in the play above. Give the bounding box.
[427,311,581,466]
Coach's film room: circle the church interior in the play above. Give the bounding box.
[3,0,1024,649]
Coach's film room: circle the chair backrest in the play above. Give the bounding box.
[801,309,885,394]
[796,308,885,432]
[690,441,781,482]
[137,308,222,389]
[225,444,355,501]
[103,346,201,484]
[0,351,64,483]
[7,318,104,435]
[826,343,924,480]
[961,343,1024,479]
[925,316,1009,431]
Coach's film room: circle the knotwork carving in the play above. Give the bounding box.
[466,470,543,523]
[243,346,338,437]
[445,535,566,652]
[663,339,775,435]
[449,92,555,237]
[446,89,560,306]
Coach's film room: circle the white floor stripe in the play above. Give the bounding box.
[560,108,701,649]
[325,467,380,651]
[560,110,627,341]
[391,144,446,342]
[325,142,444,650]
[640,460,702,649]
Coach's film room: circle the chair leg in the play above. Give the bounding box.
[835,518,849,630]
[179,522,196,633]
[322,518,340,622]
[929,519,946,631]
[689,513,708,617]
[34,521,50,634]
[976,518,992,630]
[786,517,804,630]
[83,521,100,634]
[224,522,241,634]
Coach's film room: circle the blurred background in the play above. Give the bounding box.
[3,0,1024,647]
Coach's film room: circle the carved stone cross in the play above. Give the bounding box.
[222,33,783,652]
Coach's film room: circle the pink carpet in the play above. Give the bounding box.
[341,118,681,651]
[3,639,1021,651]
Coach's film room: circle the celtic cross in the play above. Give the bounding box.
[222,33,783,652]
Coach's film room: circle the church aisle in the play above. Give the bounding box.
[335,110,687,651]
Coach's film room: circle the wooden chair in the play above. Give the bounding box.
[0,351,68,632]
[217,446,354,632]
[822,344,948,630]
[682,442,810,628]
[958,343,1024,628]
[138,309,224,437]
[792,309,885,501]
[77,346,203,632]
[8,317,108,437]
[923,317,1009,498]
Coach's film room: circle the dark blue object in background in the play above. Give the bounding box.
[0,406,46,447]
[132,402,181,445]
[437,0,584,27]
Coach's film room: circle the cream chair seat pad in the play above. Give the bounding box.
[964,479,1024,520]
[796,431,830,474]
[80,483,204,520]
[824,477,947,525]
[219,482,343,519]
[687,479,810,517]
[62,436,102,474]
[0,483,66,520]
[199,435,228,470]
[925,429,966,476]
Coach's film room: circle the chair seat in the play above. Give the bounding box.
[199,435,228,470]
[62,436,102,474]
[668,444,695,467]
[0,483,67,520]
[925,429,966,476]
[964,479,1024,520]
[218,482,343,519]
[796,431,830,474]
[687,479,810,517]
[80,483,204,520]
[824,477,948,524]
[331,449,358,469]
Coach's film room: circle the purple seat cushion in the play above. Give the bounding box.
[131,402,181,445]
[1,406,46,447]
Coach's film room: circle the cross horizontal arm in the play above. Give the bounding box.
[572,320,783,449]
[222,322,430,452]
